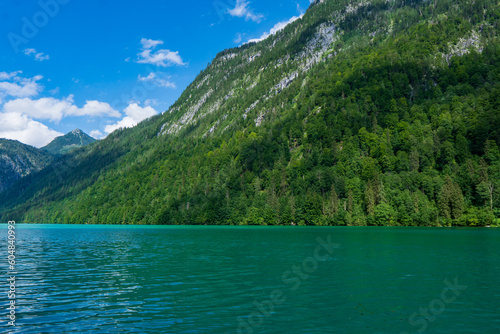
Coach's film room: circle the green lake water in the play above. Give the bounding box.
[1,225,499,333]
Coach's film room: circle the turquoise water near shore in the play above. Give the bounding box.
[1,225,499,333]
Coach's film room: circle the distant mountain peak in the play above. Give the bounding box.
[42,129,96,155]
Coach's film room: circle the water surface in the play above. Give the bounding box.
[1,225,499,333]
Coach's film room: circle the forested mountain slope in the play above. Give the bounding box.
[1,0,500,226]
[42,129,96,155]
[0,139,53,193]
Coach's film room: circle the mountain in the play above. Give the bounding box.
[0,139,53,193]
[1,0,500,226]
[42,129,96,155]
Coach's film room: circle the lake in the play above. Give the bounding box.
[1,225,499,333]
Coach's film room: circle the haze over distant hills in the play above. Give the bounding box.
[1,0,499,226]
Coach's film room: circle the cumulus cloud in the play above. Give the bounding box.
[24,48,50,62]
[3,96,121,122]
[247,14,303,44]
[90,130,104,139]
[0,112,63,148]
[0,73,43,100]
[136,38,185,67]
[228,0,264,23]
[72,100,121,118]
[138,72,176,89]
[105,103,158,134]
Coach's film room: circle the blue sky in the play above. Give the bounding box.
[0,0,312,147]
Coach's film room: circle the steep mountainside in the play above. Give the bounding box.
[42,129,96,155]
[0,139,53,193]
[1,0,500,226]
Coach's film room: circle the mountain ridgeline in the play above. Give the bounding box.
[0,129,95,194]
[0,139,53,193]
[1,0,500,226]
[42,129,96,155]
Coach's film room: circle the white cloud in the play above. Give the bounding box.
[234,33,243,44]
[49,87,60,95]
[140,38,163,50]
[136,38,186,67]
[105,103,158,134]
[74,100,122,118]
[124,103,157,120]
[3,96,121,122]
[0,71,22,81]
[90,130,104,139]
[0,73,43,99]
[144,99,159,106]
[138,72,176,89]
[0,112,63,148]
[228,0,264,23]
[138,72,155,81]
[247,14,303,44]
[24,48,50,62]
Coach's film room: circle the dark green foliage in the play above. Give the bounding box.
[1,0,500,227]
[438,176,465,221]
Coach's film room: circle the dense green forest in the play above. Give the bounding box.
[1,0,499,226]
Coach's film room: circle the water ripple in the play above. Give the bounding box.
[0,225,498,333]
